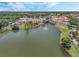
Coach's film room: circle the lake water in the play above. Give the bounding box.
[0,25,69,57]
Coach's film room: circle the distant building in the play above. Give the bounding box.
[51,15,69,26]
[16,17,28,25]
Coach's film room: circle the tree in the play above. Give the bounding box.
[61,37,71,49]
[12,25,19,30]
[0,22,3,29]
[69,17,79,28]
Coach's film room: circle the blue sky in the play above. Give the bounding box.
[0,2,79,11]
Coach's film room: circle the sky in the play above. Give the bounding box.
[0,2,79,11]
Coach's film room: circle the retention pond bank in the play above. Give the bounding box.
[55,24,79,57]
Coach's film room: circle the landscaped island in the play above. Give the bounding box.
[0,12,79,57]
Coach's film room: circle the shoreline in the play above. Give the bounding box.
[54,24,72,57]
[55,23,79,57]
[55,25,72,57]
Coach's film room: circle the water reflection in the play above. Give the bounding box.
[12,30,19,33]
[43,26,48,30]
[25,29,30,35]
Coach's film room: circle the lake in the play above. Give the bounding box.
[0,25,69,57]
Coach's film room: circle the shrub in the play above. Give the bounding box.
[61,37,71,49]
[12,25,19,30]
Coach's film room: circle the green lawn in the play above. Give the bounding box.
[19,23,39,30]
[68,43,79,56]
[55,23,79,57]
[19,24,26,30]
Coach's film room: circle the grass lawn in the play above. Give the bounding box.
[55,23,79,57]
[19,23,39,30]
[19,24,26,30]
[68,43,79,56]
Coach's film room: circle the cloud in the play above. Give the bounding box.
[46,2,60,8]
[0,2,79,11]
[9,2,26,8]
[0,2,60,11]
